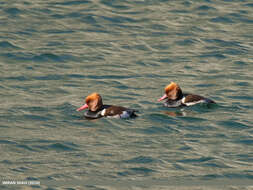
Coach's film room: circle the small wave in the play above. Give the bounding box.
[33,74,65,81]
[198,52,227,59]
[0,41,20,50]
[218,120,251,130]
[16,144,37,152]
[49,0,90,6]
[32,53,63,62]
[34,142,79,152]
[175,39,196,46]
[203,39,242,47]
[235,139,253,145]
[23,114,51,121]
[0,140,17,145]
[123,156,156,164]
[210,16,234,23]
[4,7,22,15]
[138,126,178,135]
[178,157,214,164]
[2,76,28,81]
[195,5,216,11]
[118,167,155,176]
[11,167,29,173]
[244,3,253,7]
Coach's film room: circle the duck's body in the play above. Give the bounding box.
[77,93,138,119]
[100,105,138,118]
[83,105,137,119]
[163,93,215,107]
[158,82,215,107]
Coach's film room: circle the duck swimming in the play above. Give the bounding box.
[77,93,138,119]
[158,82,215,107]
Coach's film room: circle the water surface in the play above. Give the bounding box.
[0,0,253,189]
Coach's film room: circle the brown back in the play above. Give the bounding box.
[104,106,127,116]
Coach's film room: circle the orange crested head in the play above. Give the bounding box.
[158,82,183,102]
[77,92,103,112]
[85,93,102,104]
[164,82,179,94]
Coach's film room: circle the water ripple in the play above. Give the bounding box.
[0,0,253,188]
[123,156,156,164]
[0,41,21,50]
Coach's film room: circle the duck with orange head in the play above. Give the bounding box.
[77,93,138,119]
[158,82,215,108]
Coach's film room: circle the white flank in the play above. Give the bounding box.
[101,109,106,116]
[184,100,205,106]
[107,115,120,118]
[102,109,131,118]
[120,111,130,119]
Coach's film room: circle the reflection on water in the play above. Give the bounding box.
[160,101,219,117]
[162,110,185,117]
[0,0,253,189]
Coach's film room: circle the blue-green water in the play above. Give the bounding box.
[0,0,253,189]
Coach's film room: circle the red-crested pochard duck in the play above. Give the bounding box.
[158,82,215,107]
[77,93,138,119]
